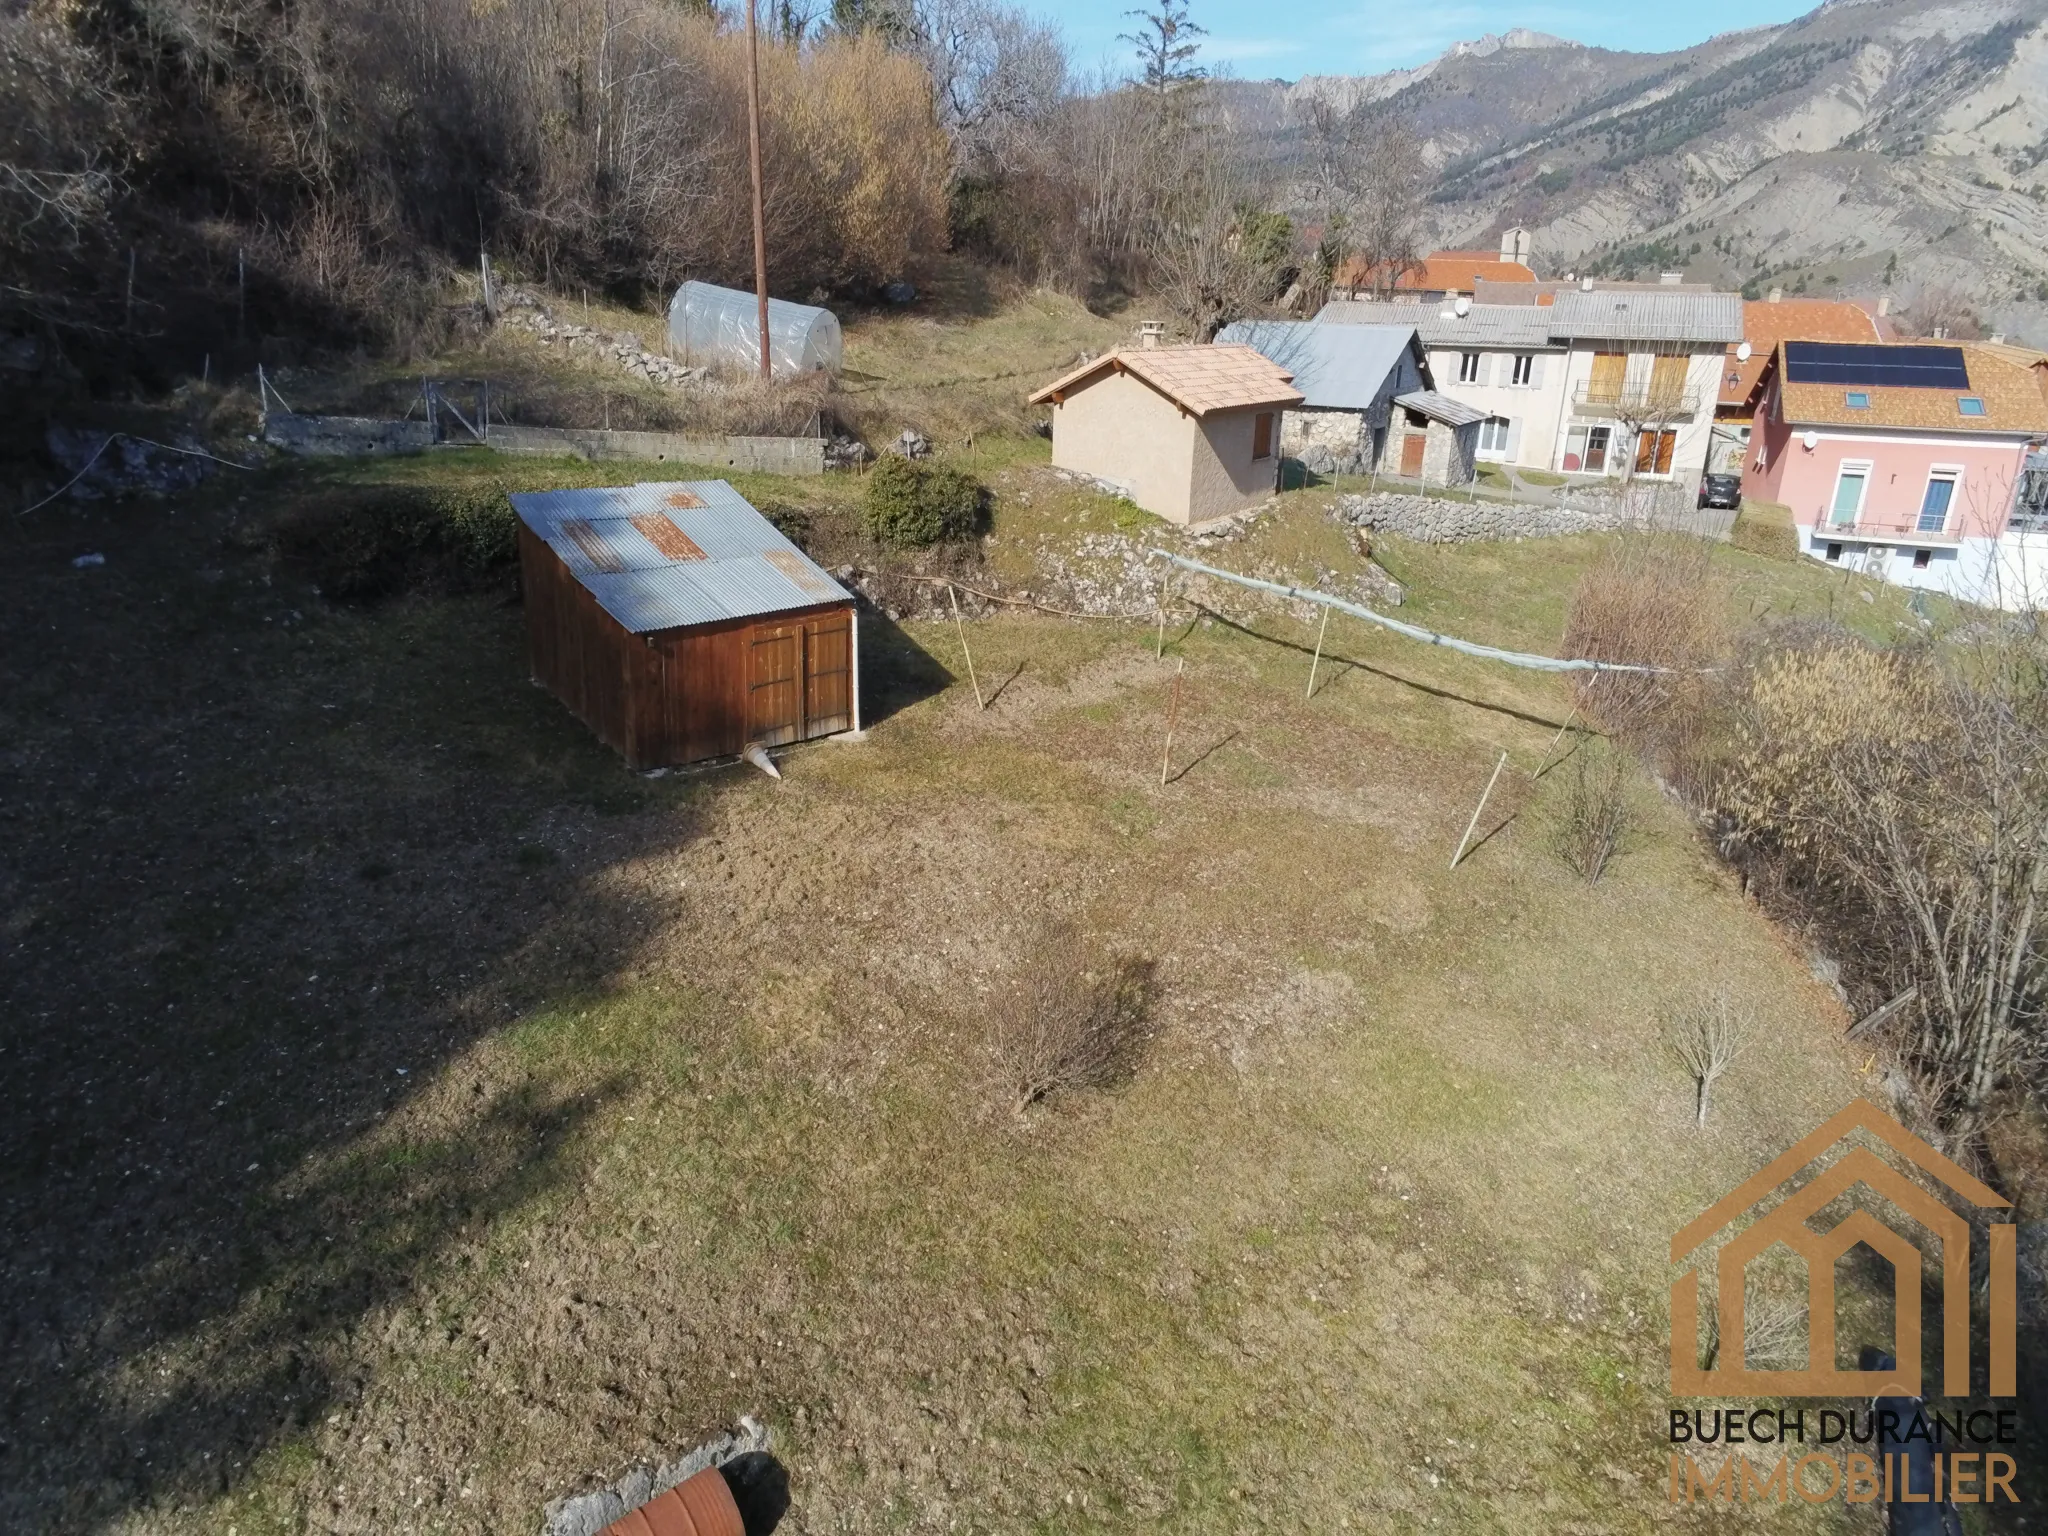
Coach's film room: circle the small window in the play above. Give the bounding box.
[1252,412,1275,461]
[1959,396,1986,416]
[1511,354,1534,387]
[1913,548,1932,570]
[1845,391,1870,410]
[1459,352,1481,384]
[1826,542,1843,562]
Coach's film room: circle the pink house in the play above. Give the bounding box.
[1743,341,2048,608]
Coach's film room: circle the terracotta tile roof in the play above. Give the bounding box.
[1337,253,1538,292]
[1029,344,1304,416]
[1722,300,1882,408]
[1767,343,2048,434]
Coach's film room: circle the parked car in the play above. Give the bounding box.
[1698,473,1742,510]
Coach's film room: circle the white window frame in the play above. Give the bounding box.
[1829,459,1874,526]
[1477,416,1511,459]
[1458,351,1481,384]
[1918,464,1963,533]
[1511,353,1534,387]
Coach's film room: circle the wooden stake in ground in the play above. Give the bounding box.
[949,583,984,709]
[1305,606,1331,699]
[1156,565,1172,658]
[745,0,772,381]
[1450,750,1510,870]
[1532,704,1580,780]
[1160,657,1186,786]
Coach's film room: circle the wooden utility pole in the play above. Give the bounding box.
[745,0,772,381]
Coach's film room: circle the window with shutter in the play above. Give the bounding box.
[1252,412,1274,460]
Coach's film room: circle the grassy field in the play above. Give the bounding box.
[2,285,1953,1534]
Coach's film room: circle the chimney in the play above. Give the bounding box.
[1659,271,1683,285]
[1992,332,2006,345]
[1138,321,1165,350]
[1767,287,1783,304]
[1877,294,1891,317]
[1580,276,1595,292]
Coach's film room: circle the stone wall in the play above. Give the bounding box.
[1334,492,1622,543]
[1282,408,1369,475]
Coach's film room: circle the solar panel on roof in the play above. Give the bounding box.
[1784,341,1969,390]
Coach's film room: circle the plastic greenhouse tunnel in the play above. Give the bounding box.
[666,281,844,380]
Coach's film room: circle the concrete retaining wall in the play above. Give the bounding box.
[1335,492,1621,543]
[262,412,826,475]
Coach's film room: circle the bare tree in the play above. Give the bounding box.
[1669,989,1753,1128]
[1290,96,1424,300]
[1724,632,2048,1149]
[1148,148,1288,339]
[913,0,1068,173]
[1552,745,1633,883]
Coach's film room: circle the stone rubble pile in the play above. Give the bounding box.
[494,288,708,390]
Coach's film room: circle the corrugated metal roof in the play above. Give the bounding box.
[511,481,852,634]
[1396,390,1489,427]
[1213,320,1426,409]
[1315,299,1559,348]
[1545,290,1743,344]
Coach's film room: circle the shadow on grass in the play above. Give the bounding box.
[1166,729,1241,785]
[0,483,935,1530]
[1189,605,1574,732]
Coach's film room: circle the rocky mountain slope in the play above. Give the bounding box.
[1237,0,2048,339]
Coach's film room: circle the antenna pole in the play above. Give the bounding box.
[746,0,772,381]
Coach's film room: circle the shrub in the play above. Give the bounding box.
[861,456,989,547]
[1729,500,1798,561]
[272,483,518,602]
[1551,745,1633,883]
[989,920,1156,1114]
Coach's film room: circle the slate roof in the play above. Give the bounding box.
[1212,320,1427,410]
[510,481,852,635]
[1764,343,2048,434]
[1395,390,1489,428]
[1545,289,1744,345]
[1316,299,1558,348]
[1029,344,1303,416]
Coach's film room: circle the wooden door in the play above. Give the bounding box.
[748,625,803,747]
[1400,433,1426,477]
[803,615,852,737]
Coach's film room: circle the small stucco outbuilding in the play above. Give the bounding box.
[1389,392,1485,486]
[1214,319,1430,475]
[1028,344,1305,525]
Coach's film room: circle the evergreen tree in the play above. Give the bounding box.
[1119,0,1205,96]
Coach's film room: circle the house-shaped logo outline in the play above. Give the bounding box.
[1670,1098,2016,1397]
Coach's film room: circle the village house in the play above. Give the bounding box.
[1317,287,1740,486]
[1710,294,1889,473]
[1028,342,1304,525]
[1335,228,1535,300]
[1212,319,1430,474]
[1742,340,2048,607]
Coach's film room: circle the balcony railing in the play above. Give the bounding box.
[1572,382,1701,420]
[1818,518,1962,547]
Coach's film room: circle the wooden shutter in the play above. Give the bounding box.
[1527,354,1546,389]
[1252,412,1274,460]
[1654,429,1676,475]
[1590,351,1626,399]
[1506,417,1523,460]
[1650,354,1689,406]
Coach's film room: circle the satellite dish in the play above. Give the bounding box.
[1802,430,1819,451]
[1454,296,1473,317]
[1736,341,1753,363]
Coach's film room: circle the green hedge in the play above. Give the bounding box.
[1730,499,1799,561]
[861,456,988,547]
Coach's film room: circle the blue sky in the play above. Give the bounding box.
[1035,0,1814,79]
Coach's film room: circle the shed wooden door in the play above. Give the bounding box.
[1400,433,1426,477]
[748,625,804,746]
[803,615,853,736]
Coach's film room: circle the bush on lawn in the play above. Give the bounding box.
[273,483,518,602]
[861,455,988,547]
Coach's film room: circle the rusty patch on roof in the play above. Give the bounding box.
[631,515,708,562]
[763,548,839,599]
[561,518,626,574]
[664,489,705,509]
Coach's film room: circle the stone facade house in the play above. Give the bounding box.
[1027,344,1304,525]
[1388,392,1485,486]
[1213,320,1430,475]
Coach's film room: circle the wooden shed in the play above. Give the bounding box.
[512,481,859,769]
